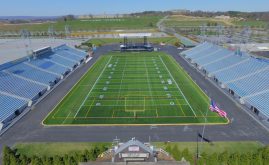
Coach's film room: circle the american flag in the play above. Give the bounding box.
[209,99,227,118]
[209,100,218,112]
[218,110,227,118]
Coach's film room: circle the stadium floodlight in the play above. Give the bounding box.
[225,27,232,43]
[200,23,207,42]
[20,29,33,60]
[48,25,56,46]
[20,29,30,39]
[65,25,71,39]
[216,24,224,45]
[48,25,55,38]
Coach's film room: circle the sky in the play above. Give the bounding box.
[0,0,268,16]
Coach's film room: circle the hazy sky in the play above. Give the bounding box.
[0,0,268,16]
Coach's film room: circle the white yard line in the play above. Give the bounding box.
[85,98,95,117]
[62,111,72,124]
[144,57,156,110]
[116,58,127,111]
[159,55,197,117]
[73,56,113,117]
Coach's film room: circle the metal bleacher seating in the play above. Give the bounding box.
[63,45,88,58]
[215,58,269,83]
[227,69,269,96]
[205,53,247,73]
[0,44,88,129]
[0,93,28,125]
[244,91,269,118]
[6,62,61,86]
[45,53,78,68]
[27,58,70,76]
[181,42,269,119]
[0,71,48,100]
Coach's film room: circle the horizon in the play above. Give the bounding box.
[0,0,268,16]
[0,9,269,17]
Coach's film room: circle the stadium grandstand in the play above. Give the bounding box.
[181,42,269,122]
[0,44,89,131]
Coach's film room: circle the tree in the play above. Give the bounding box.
[9,154,18,165]
[19,155,29,165]
[251,152,263,165]
[100,144,108,153]
[74,152,85,162]
[208,152,218,165]
[63,15,76,21]
[181,148,193,164]
[53,155,64,165]
[91,146,101,160]
[42,156,53,165]
[83,149,91,161]
[174,41,181,47]
[165,144,172,153]
[88,14,93,19]
[31,155,43,165]
[3,146,12,165]
[260,146,269,164]
[239,153,249,165]
[63,154,70,165]
[197,152,207,165]
[69,156,77,165]
[219,151,229,164]
[171,145,181,160]
[228,152,240,165]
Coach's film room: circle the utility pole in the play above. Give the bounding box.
[196,131,199,161]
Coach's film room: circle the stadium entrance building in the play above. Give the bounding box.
[112,138,156,162]
[119,33,154,52]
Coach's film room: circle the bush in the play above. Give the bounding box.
[3,144,269,165]
[2,145,108,165]
[164,145,269,165]
[174,41,181,47]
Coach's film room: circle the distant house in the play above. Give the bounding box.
[170,9,190,14]
[78,14,124,19]
[215,15,231,20]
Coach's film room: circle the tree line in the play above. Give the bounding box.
[165,144,269,165]
[2,145,108,165]
[3,144,269,164]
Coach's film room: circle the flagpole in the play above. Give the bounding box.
[199,98,210,156]
[201,105,209,142]
[196,131,199,161]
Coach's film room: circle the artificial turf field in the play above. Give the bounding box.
[44,52,228,125]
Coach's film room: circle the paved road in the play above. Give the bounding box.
[0,44,269,159]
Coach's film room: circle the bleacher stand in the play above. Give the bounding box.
[0,44,88,130]
[181,42,269,120]
[0,93,28,130]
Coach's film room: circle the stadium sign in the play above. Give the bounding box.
[128,146,140,151]
[121,153,149,158]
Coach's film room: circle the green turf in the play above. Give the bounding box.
[0,16,162,31]
[43,52,228,125]
[232,20,268,28]
[163,15,228,27]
